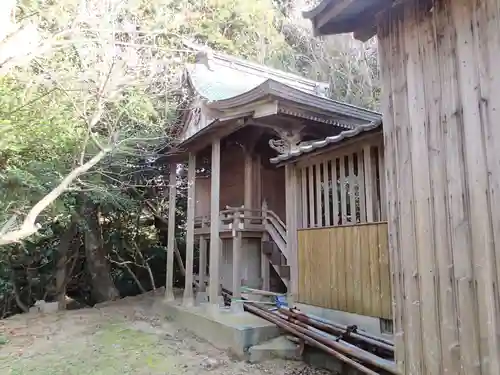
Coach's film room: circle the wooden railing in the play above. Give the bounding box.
[194,206,289,261]
[297,222,392,320]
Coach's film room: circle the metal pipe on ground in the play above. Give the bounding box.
[270,311,398,374]
[290,308,394,347]
[279,308,394,354]
[222,288,398,374]
[273,311,396,372]
[244,303,380,375]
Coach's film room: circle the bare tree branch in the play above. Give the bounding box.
[0,148,110,246]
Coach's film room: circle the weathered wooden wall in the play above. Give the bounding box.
[194,144,244,215]
[195,145,286,219]
[195,176,210,217]
[378,1,500,373]
[297,222,391,320]
[261,165,286,221]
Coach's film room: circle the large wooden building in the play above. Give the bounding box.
[163,45,393,328]
[303,0,500,374]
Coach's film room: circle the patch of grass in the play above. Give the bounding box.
[0,336,8,345]
[2,323,181,375]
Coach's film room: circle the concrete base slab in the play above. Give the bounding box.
[295,302,393,341]
[230,301,245,314]
[195,291,208,305]
[247,336,301,363]
[163,300,280,358]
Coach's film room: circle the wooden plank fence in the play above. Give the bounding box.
[297,222,392,320]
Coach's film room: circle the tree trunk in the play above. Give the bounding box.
[84,201,119,303]
[56,219,78,310]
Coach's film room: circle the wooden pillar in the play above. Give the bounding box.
[261,231,271,291]
[285,164,299,299]
[183,153,196,305]
[198,234,207,292]
[209,139,221,305]
[232,211,242,300]
[165,163,177,301]
[254,154,262,208]
[363,144,375,223]
[244,151,253,210]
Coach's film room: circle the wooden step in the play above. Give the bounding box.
[277,265,290,279]
[262,240,275,256]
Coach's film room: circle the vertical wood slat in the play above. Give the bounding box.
[427,4,460,373]
[378,14,406,374]
[336,226,347,311]
[452,2,500,373]
[360,223,372,315]
[348,154,356,223]
[308,166,315,227]
[297,142,385,229]
[352,225,363,313]
[398,11,424,374]
[377,145,387,220]
[344,225,354,312]
[407,5,441,373]
[301,167,308,228]
[340,157,347,225]
[364,145,375,222]
[296,223,391,319]
[357,151,367,223]
[331,158,339,226]
[368,223,380,317]
[323,161,331,227]
[329,227,339,308]
[315,162,322,227]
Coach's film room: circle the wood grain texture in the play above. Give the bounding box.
[377,0,500,372]
[297,223,392,319]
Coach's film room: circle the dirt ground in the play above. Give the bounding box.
[0,294,327,375]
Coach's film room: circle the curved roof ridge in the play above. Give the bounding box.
[183,40,329,97]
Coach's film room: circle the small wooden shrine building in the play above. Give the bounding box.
[303,0,500,374]
[163,44,390,329]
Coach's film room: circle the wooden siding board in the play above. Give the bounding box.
[329,227,339,308]
[337,227,347,311]
[377,223,391,320]
[352,225,362,314]
[429,4,461,373]
[377,0,500,372]
[367,223,380,318]
[408,5,441,372]
[398,9,424,374]
[378,13,406,373]
[453,2,500,373]
[297,223,391,319]
[480,1,500,372]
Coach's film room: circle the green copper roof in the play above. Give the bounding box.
[185,47,330,102]
[186,62,268,101]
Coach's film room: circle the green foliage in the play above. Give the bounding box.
[0,0,381,316]
[0,76,84,224]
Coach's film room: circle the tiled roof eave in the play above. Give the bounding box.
[205,79,381,123]
[269,118,382,165]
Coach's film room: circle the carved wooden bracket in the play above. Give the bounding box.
[268,128,303,154]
